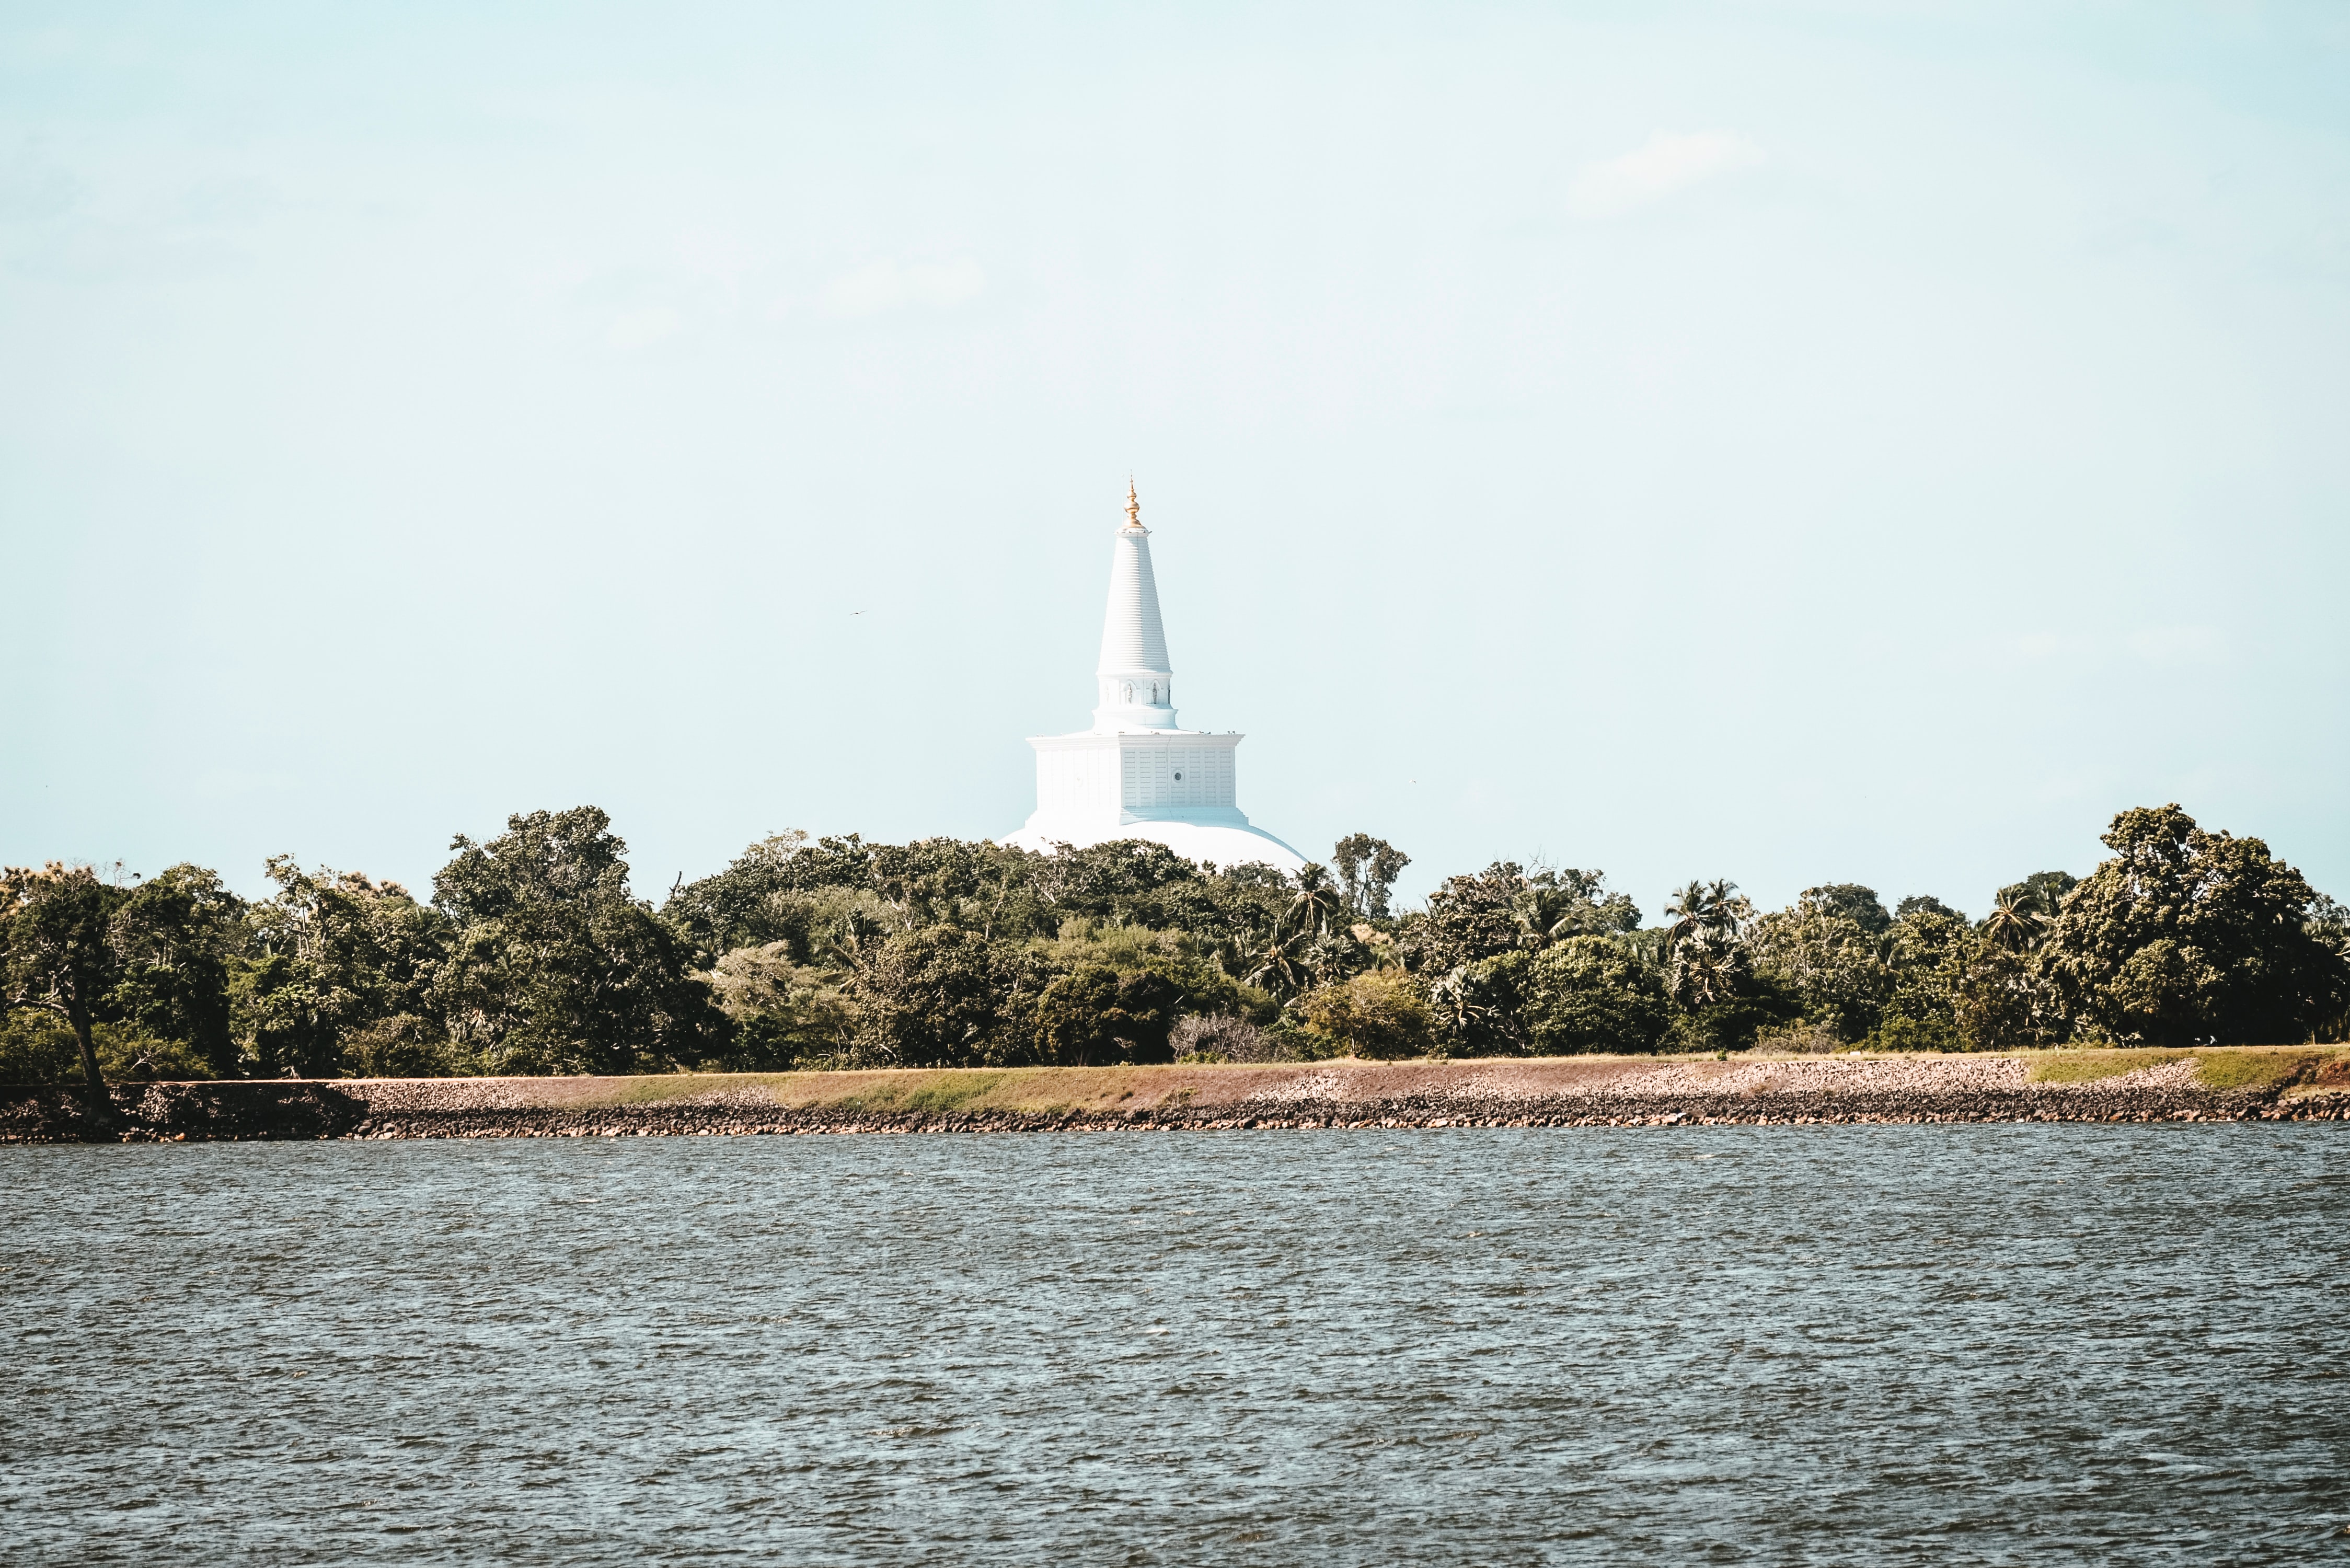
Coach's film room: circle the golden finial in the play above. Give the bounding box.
[1124,477,1142,530]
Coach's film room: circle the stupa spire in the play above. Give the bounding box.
[1093,479,1175,730]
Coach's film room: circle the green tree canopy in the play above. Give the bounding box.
[1895,894,1965,921]
[847,925,1051,1068]
[666,831,1292,976]
[2038,804,2348,1046]
[431,806,725,1075]
[1854,904,1969,1051]
[2,863,133,1114]
[2001,871,2079,915]
[1800,884,1892,934]
[107,863,246,1077]
[1293,970,1433,1060]
[235,858,453,1077]
[1402,862,1640,977]
[1518,936,1672,1055]
[1034,963,1182,1065]
[1331,833,1411,919]
[1403,862,1530,974]
[1749,891,1895,1042]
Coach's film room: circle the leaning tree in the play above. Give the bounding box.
[2,863,132,1124]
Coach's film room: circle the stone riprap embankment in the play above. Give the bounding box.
[4,1051,2346,1144]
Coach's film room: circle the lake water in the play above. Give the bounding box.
[4,1126,2346,1564]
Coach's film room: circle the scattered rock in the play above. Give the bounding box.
[1,1059,2336,1144]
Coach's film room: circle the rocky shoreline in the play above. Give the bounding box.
[4,1053,2346,1144]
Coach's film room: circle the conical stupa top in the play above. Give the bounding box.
[1097,482,1171,679]
[1008,477,1302,869]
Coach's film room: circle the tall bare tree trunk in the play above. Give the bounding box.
[67,994,112,1131]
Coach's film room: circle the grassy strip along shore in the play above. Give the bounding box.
[5,1047,2348,1144]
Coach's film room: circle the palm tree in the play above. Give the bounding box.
[1663,880,1710,950]
[1426,965,1492,1047]
[1664,878,1748,953]
[1513,881,1593,950]
[1982,894,2047,953]
[1283,863,1343,942]
[1669,942,1741,1007]
[1302,930,1356,988]
[1662,878,1752,1008]
[823,903,890,972]
[1245,930,1307,999]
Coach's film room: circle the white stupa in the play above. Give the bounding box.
[1003,483,1307,873]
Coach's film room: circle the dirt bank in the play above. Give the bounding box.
[5,1048,2345,1144]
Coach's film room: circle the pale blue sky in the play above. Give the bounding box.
[4,2,2346,916]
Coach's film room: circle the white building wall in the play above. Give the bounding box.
[1120,745,1235,811]
[1037,743,1122,821]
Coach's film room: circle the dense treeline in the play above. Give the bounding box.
[5,803,2346,1105]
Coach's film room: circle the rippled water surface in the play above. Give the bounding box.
[5,1126,2348,1564]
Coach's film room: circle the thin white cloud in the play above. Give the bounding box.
[607,306,682,350]
[1569,132,1764,218]
[820,258,984,317]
